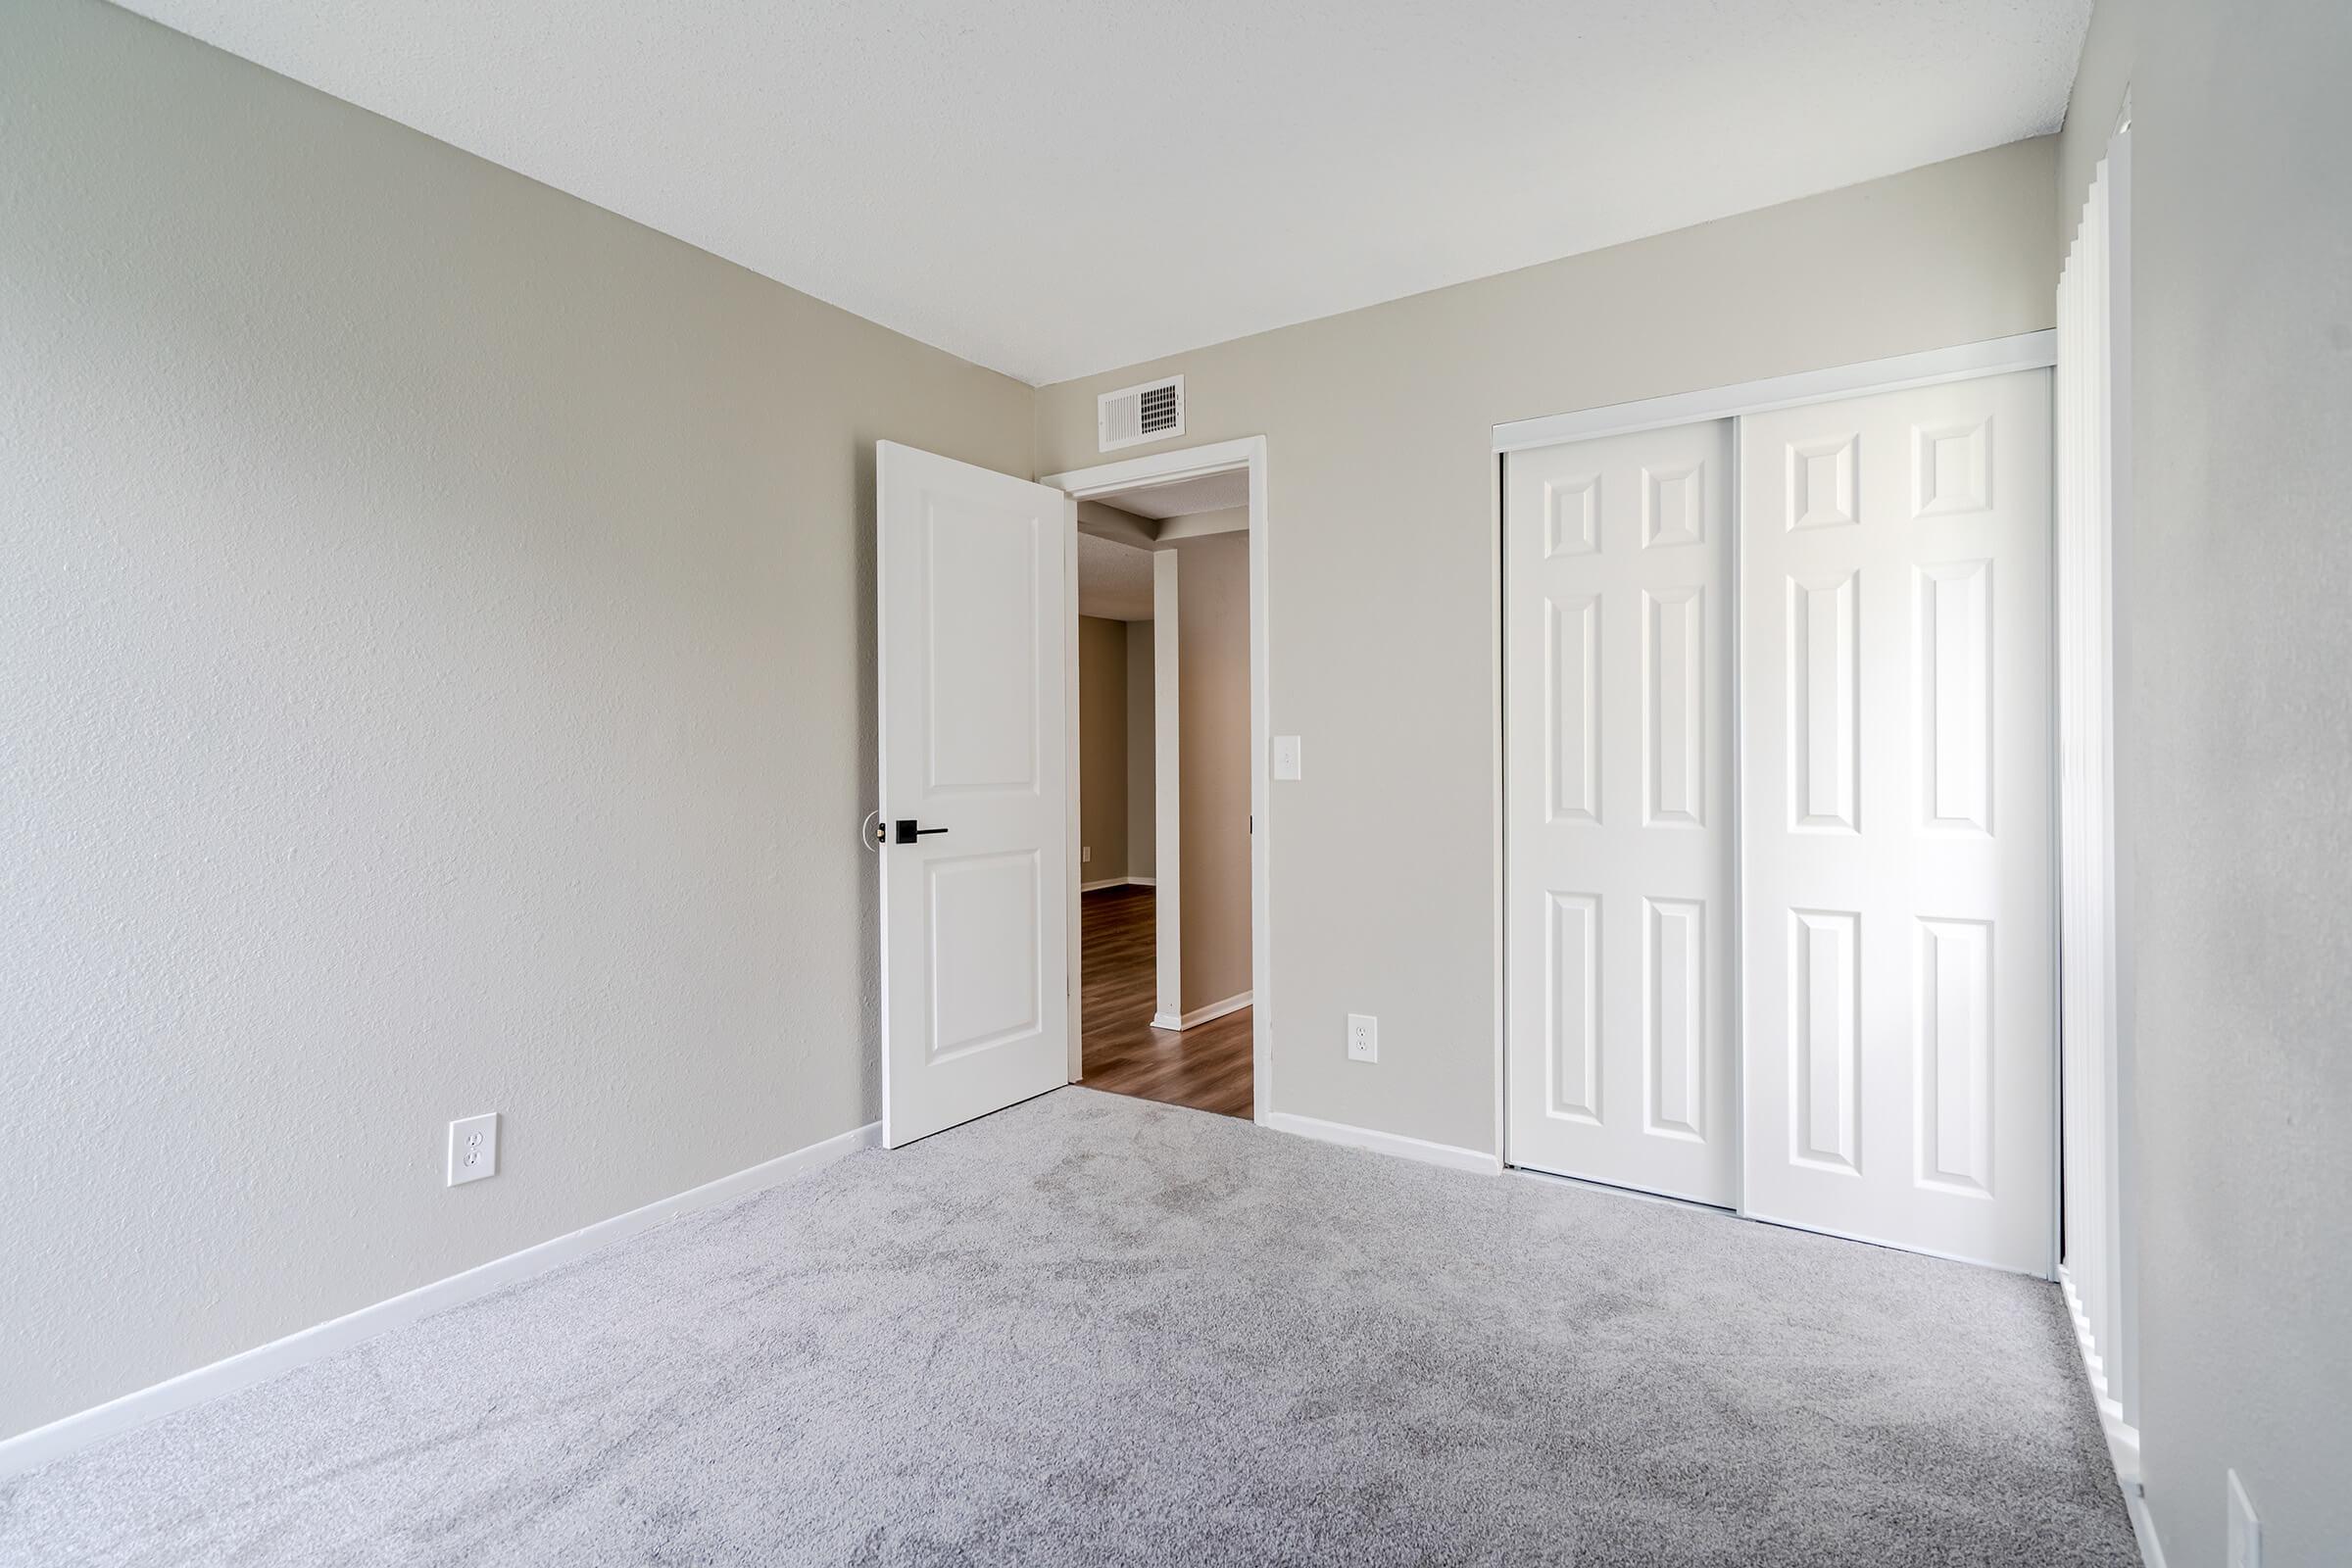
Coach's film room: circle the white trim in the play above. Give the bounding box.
[0,1119,880,1479]
[1042,436,1273,1125]
[1492,332,2056,454]
[1266,1111,1504,1176]
[1064,492,1083,1084]
[1041,435,1264,497]
[2128,1494,2166,1568]
[1248,442,1269,1125]
[1125,876,1156,887]
[1152,551,1183,1028]
[1079,875,1153,893]
[1487,450,1508,1169]
[1727,415,1749,1216]
[1153,990,1251,1031]
[2061,1266,2143,1487]
[2067,1266,2165,1568]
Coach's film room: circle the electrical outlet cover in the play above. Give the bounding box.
[1347,1013,1377,1062]
[447,1112,500,1187]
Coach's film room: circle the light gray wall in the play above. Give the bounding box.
[1034,139,2059,1152]
[1125,621,1156,879]
[0,0,1031,1439]
[1078,615,1130,880]
[2062,2,2352,1561]
[1173,534,1251,1012]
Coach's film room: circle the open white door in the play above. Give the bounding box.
[878,441,1074,1148]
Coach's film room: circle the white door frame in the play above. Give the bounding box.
[1042,436,1273,1122]
[1490,331,2058,1238]
[1150,549,1183,1028]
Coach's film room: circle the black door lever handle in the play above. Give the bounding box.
[893,819,950,844]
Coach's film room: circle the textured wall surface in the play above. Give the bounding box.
[1033,140,2059,1152]
[1124,621,1155,879]
[2063,1,2352,1561]
[0,0,1030,1438]
[1077,616,1130,880]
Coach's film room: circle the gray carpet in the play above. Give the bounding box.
[2,1088,2138,1566]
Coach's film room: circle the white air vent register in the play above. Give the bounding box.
[1097,375,1184,452]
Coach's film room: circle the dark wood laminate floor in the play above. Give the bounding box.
[1080,885,1251,1119]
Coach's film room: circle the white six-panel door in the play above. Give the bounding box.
[1504,421,1737,1206]
[1502,369,2055,1271]
[877,441,1073,1149]
[1738,370,2053,1271]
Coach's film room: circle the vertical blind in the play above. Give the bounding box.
[2056,125,2137,1468]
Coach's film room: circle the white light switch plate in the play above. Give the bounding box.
[2227,1469,2261,1568]
[1347,1013,1377,1062]
[447,1112,500,1187]
[1273,736,1301,780]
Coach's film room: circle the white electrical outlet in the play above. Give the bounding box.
[1347,1013,1377,1062]
[2227,1469,2261,1568]
[1082,846,1091,863]
[1273,735,1302,780]
[447,1112,500,1187]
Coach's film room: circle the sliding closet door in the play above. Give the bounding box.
[1504,421,1735,1206]
[1739,370,2053,1272]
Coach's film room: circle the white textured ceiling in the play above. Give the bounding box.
[1101,469,1252,520]
[118,0,2091,385]
[1077,532,1153,620]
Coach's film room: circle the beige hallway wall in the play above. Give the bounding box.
[1174,534,1252,1013]
[1125,621,1156,880]
[0,0,1032,1440]
[1034,139,2059,1152]
[1078,615,1131,880]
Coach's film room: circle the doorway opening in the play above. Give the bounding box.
[1046,441,1269,1122]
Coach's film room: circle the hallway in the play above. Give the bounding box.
[1079,886,1251,1118]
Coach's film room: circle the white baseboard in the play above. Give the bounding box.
[1080,875,1155,893]
[1151,991,1250,1032]
[1126,876,1155,887]
[2060,1266,2162,1568]
[0,1118,881,1479]
[2126,1492,2166,1568]
[1264,1110,1503,1176]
